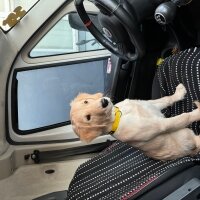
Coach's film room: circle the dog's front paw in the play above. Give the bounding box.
[174,83,187,100]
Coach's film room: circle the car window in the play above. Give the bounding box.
[0,0,39,31]
[30,14,104,57]
[15,58,110,133]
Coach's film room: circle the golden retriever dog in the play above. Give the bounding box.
[70,84,200,160]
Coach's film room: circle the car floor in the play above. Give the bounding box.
[0,157,89,200]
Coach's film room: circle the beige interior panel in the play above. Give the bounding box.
[0,158,89,200]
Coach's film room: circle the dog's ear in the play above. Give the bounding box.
[78,128,101,143]
[80,130,100,143]
[71,120,100,143]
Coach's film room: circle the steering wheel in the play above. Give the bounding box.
[75,0,147,61]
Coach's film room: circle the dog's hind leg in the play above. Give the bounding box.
[148,83,187,110]
[167,128,200,159]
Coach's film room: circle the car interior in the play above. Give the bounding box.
[1,0,200,199]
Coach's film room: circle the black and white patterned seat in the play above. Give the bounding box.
[67,141,200,200]
[157,47,200,134]
[66,48,200,200]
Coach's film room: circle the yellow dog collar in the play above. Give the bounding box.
[109,106,122,135]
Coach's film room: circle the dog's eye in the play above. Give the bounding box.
[84,100,88,104]
[86,115,91,121]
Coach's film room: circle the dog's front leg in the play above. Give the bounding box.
[139,107,199,141]
[160,102,200,132]
[148,83,186,110]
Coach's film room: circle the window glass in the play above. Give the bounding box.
[0,0,39,31]
[30,14,104,57]
[16,59,108,132]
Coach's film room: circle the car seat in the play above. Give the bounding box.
[65,47,200,200]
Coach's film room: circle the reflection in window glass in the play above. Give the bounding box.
[16,59,108,131]
[30,15,104,57]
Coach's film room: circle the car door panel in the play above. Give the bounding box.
[6,0,115,145]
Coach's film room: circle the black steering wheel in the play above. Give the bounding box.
[75,0,145,61]
[75,0,162,61]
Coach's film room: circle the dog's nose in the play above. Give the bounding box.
[101,98,109,108]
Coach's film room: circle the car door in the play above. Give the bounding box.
[5,0,118,148]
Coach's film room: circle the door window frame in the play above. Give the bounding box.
[7,1,111,145]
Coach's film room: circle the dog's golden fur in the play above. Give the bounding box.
[70,84,200,160]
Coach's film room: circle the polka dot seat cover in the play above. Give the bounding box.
[66,48,200,200]
[157,47,200,134]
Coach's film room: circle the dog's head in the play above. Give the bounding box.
[70,93,114,142]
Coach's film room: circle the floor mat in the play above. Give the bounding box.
[0,158,88,200]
